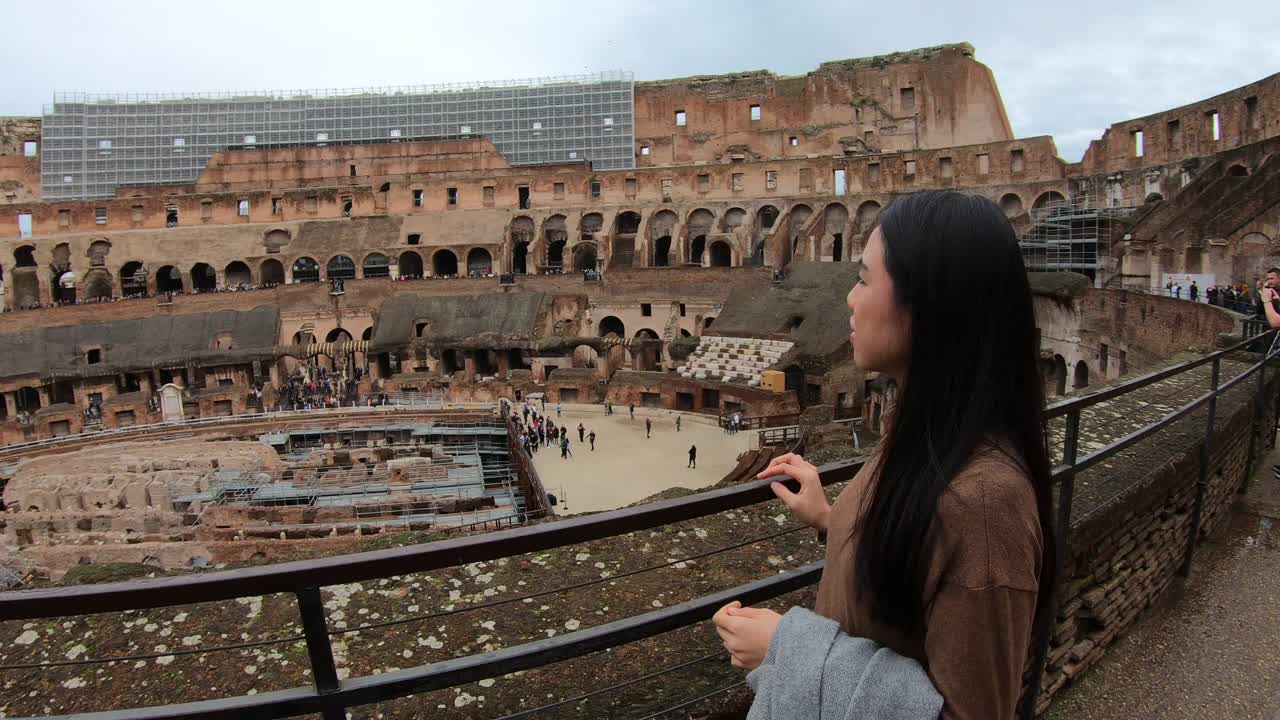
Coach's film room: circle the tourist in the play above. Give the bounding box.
[712,191,1054,720]
[577,422,585,442]
[560,434,572,459]
[588,430,596,451]
[687,444,696,468]
[734,412,742,434]
[675,415,682,432]
[556,402,562,417]
[1189,280,1199,303]
[605,399,613,416]
[629,403,635,420]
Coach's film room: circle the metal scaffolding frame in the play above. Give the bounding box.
[41,71,635,200]
[1019,192,1112,280]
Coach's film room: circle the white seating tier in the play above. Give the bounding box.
[676,336,795,387]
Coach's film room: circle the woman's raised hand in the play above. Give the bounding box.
[757,453,830,532]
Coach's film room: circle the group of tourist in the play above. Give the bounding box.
[272,366,359,411]
[1161,279,1263,313]
[514,402,596,459]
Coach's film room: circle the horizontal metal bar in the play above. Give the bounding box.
[0,460,859,619]
[16,562,820,720]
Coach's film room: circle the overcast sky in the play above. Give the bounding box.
[3,0,1276,162]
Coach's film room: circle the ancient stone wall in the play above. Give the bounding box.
[0,117,42,206]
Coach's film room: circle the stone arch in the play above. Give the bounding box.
[1033,191,1067,211]
[50,243,73,303]
[649,209,678,267]
[598,316,625,338]
[120,261,147,296]
[86,239,111,267]
[573,344,599,369]
[580,212,603,234]
[292,256,320,283]
[823,203,849,262]
[263,228,291,254]
[543,214,569,270]
[466,247,493,276]
[613,210,642,235]
[999,193,1024,217]
[326,254,356,280]
[14,245,36,267]
[156,265,183,293]
[691,236,707,265]
[722,207,748,232]
[82,269,113,300]
[687,208,715,266]
[757,205,779,230]
[326,327,354,344]
[573,242,598,272]
[224,261,252,287]
[260,258,285,286]
[510,216,535,274]
[709,240,733,267]
[785,204,814,263]
[362,252,390,278]
[1073,360,1089,389]
[432,249,459,277]
[1144,193,1164,204]
[1227,164,1249,177]
[398,251,423,279]
[190,263,217,292]
[611,211,642,268]
[855,201,881,231]
[1053,355,1067,396]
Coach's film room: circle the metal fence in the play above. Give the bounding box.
[1,329,1276,720]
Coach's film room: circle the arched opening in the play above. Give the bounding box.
[263,228,291,253]
[441,349,462,375]
[14,245,36,267]
[1073,361,1089,389]
[786,204,814,263]
[1185,246,1203,274]
[722,208,747,232]
[1144,193,1164,204]
[679,328,692,338]
[1053,355,1067,396]
[362,252,390,278]
[855,201,881,231]
[16,387,41,412]
[542,215,567,271]
[691,236,706,265]
[704,316,716,329]
[614,211,641,235]
[466,248,492,276]
[432,249,458,277]
[654,236,671,266]
[50,243,73,303]
[511,216,535,274]
[1228,164,1249,177]
[784,365,804,393]
[513,242,529,275]
[547,237,566,269]
[999,194,1024,217]
[573,344,599,369]
[611,211,641,268]
[120,261,147,296]
[83,271,113,301]
[709,240,732,267]
[598,316,625,338]
[224,261,252,287]
[632,329,660,371]
[398,251,423,279]
[156,265,183,293]
[326,327,354,344]
[327,255,356,280]
[292,257,320,283]
[191,263,217,292]
[87,240,111,267]
[572,243,597,272]
[757,205,779,229]
[260,258,285,286]
[1033,191,1067,212]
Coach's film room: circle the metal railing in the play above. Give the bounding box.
[1,329,1276,720]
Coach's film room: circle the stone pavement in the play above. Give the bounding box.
[1043,435,1280,720]
[527,405,750,514]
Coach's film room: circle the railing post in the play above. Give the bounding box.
[1021,407,1080,720]
[1180,357,1219,577]
[296,586,346,720]
[1243,333,1271,495]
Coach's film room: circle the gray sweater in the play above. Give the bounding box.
[746,607,943,720]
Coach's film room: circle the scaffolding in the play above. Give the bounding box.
[1019,192,1114,282]
[41,71,635,200]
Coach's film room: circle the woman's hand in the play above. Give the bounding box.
[712,601,783,670]
[758,453,831,531]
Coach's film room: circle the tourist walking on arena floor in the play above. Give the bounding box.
[712,191,1054,720]
[675,415,682,432]
[589,430,596,451]
[556,402,562,418]
[646,417,652,438]
[687,445,697,468]
[578,422,585,442]
[560,435,572,459]
[605,400,613,415]
[629,403,635,420]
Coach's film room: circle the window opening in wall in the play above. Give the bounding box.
[900,87,915,112]
[480,185,494,206]
[165,207,178,227]
[554,182,565,199]
[679,303,686,317]
[590,180,601,198]
[1011,149,1025,173]
[238,199,249,217]
[518,185,530,209]
[868,163,881,184]
[23,141,37,157]
[201,199,214,219]
[625,178,637,197]
[1208,110,1220,141]
[832,233,843,262]
[940,157,954,179]
[17,213,32,238]
[446,187,458,206]
[407,234,421,245]
[87,349,101,365]
[661,178,673,200]
[95,207,107,225]
[675,110,687,126]
[863,130,874,144]
[341,196,352,217]
[697,174,710,192]
[833,169,846,195]
[1100,343,1109,374]
[640,145,650,156]
[731,173,744,192]
[1167,119,1182,150]
[349,164,357,177]
[58,208,71,226]
[130,204,143,222]
[1245,96,1259,130]
[271,197,282,215]
[977,153,990,175]
[904,160,916,177]
[789,136,798,146]
[765,170,777,190]
[750,104,761,121]
[641,303,652,317]
[1133,129,1144,157]
[412,189,424,207]
[799,167,814,191]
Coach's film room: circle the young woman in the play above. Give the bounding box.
[714,191,1056,719]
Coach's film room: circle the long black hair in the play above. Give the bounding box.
[853,190,1055,635]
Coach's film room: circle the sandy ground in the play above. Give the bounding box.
[527,405,751,514]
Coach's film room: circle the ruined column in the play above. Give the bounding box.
[463,351,477,383]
